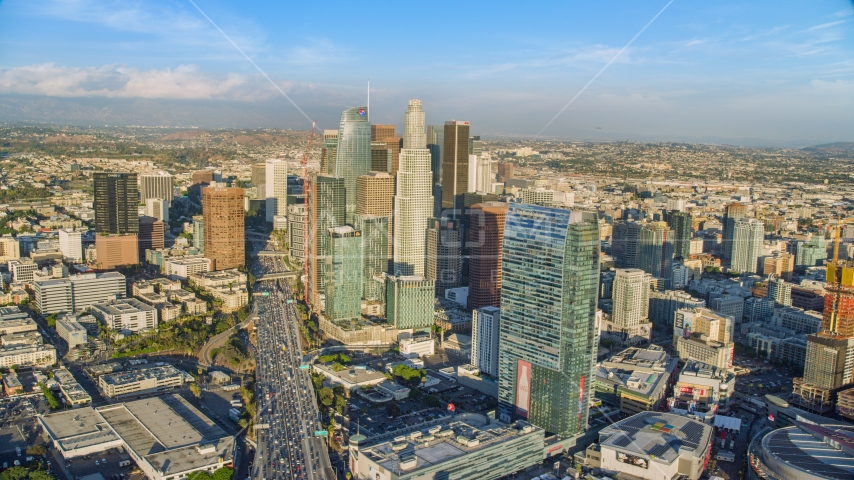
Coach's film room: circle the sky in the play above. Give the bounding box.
[0,0,853,145]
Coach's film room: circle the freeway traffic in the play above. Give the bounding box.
[250,246,334,480]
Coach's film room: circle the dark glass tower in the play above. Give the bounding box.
[94,172,138,234]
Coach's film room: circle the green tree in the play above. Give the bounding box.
[190,383,201,399]
[28,471,56,480]
[26,445,47,456]
[423,395,440,408]
[211,467,234,480]
[319,387,334,407]
[334,394,347,414]
[409,388,423,400]
[0,466,29,480]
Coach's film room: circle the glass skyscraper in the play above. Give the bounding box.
[309,174,345,304]
[385,275,435,330]
[497,202,599,437]
[356,214,389,305]
[334,106,371,224]
[324,226,363,321]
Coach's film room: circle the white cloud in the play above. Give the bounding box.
[0,63,286,100]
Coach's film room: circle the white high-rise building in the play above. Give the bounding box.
[467,154,494,194]
[471,306,500,377]
[731,218,764,273]
[604,268,653,346]
[393,100,434,277]
[265,158,288,223]
[145,198,169,223]
[58,229,83,263]
[139,173,174,206]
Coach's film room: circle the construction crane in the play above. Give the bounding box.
[301,121,316,303]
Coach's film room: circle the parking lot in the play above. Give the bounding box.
[62,447,144,480]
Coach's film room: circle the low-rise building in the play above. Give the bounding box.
[39,394,234,480]
[188,269,246,289]
[131,278,181,297]
[670,360,736,422]
[348,414,545,480]
[91,298,158,333]
[399,336,435,358]
[210,285,248,313]
[375,380,411,400]
[3,372,22,395]
[98,365,186,398]
[164,257,212,280]
[54,367,92,407]
[312,363,386,392]
[0,344,57,368]
[747,419,854,480]
[772,306,823,334]
[183,299,207,316]
[0,312,38,335]
[595,345,678,416]
[585,411,712,480]
[55,316,88,348]
[1,330,43,348]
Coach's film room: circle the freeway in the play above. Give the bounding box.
[250,247,334,480]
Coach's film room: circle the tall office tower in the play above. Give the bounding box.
[324,226,363,321]
[611,221,641,268]
[667,211,693,260]
[609,268,653,345]
[497,203,599,436]
[202,187,244,271]
[357,171,395,261]
[307,175,346,307]
[469,135,483,157]
[58,229,83,263]
[426,125,444,186]
[731,218,764,273]
[497,162,514,181]
[287,204,307,263]
[335,107,372,224]
[426,218,462,296]
[137,216,165,260]
[0,235,20,263]
[393,100,434,277]
[320,130,338,174]
[467,201,508,310]
[441,121,471,213]
[94,173,139,235]
[767,275,793,306]
[139,173,174,206]
[144,198,169,223]
[472,306,501,377]
[385,275,435,330]
[370,142,392,173]
[192,215,204,252]
[639,222,675,289]
[371,125,402,176]
[722,202,747,260]
[265,159,288,222]
[356,215,389,305]
[251,163,267,200]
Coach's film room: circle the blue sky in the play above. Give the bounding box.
[1,0,853,144]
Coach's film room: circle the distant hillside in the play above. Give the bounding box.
[802,142,854,152]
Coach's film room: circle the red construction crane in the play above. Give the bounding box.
[302,121,316,302]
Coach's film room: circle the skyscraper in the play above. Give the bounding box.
[371,125,401,176]
[385,275,434,330]
[324,226,363,321]
[192,215,204,252]
[202,187,244,271]
[144,198,169,223]
[139,173,174,206]
[472,306,501,377]
[667,211,693,260]
[58,229,83,263]
[94,173,138,235]
[335,107,371,224]
[137,216,165,260]
[441,121,471,213]
[731,218,764,273]
[393,100,434,277]
[251,163,267,200]
[356,215,389,306]
[498,203,599,437]
[426,217,461,296]
[467,201,508,310]
[370,142,391,173]
[426,125,444,187]
[722,202,747,260]
[607,268,653,346]
[320,130,338,174]
[307,174,346,307]
[356,172,394,217]
[265,159,288,222]
[639,222,675,288]
[611,221,641,269]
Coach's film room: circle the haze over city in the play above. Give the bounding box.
[1,0,853,145]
